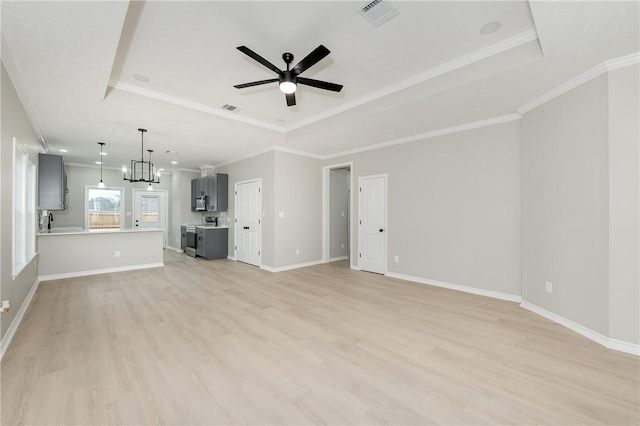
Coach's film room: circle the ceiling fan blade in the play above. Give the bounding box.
[234,78,279,89]
[237,46,282,74]
[297,77,343,92]
[291,45,330,75]
[286,92,296,107]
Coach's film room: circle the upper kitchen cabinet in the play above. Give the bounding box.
[191,173,228,212]
[206,173,228,212]
[38,153,68,210]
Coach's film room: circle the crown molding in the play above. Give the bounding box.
[324,113,522,159]
[107,80,286,133]
[214,145,276,169]
[273,145,324,159]
[177,167,201,173]
[285,29,539,132]
[215,113,523,167]
[65,162,123,171]
[108,30,537,136]
[1,35,49,153]
[518,52,640,114]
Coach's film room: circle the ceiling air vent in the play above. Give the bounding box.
[221,104,239,112]
[357,0,399,27]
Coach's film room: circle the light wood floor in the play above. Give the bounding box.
[1,250,638,425]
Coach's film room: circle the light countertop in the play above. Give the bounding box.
[38,227,164,236]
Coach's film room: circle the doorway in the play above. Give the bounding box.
[235,179,262,266]
[358,174,387,274]
[132,189,168,247]
[322,162,353,264]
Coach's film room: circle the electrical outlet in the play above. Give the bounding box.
[394,255,399,263]
[295,248,300,255]
[341,243,345,249]
[115,251,120,258]
[545,281,553,294]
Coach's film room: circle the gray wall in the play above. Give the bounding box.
[329,121,523,296]
[522,75,611,336]
[169,170,202,249]
[52,165,172,230]
[607,64,639,344]
[1,64,42,340]
[330,168,349,259]
[273,151,323,267]
[38,230,164,277]
[216,151,275,266]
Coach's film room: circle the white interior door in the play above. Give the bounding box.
[133,190,167,247]
[235,180,261,266]
[358,175,387,274]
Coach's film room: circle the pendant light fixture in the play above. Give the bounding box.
[97,142,106,188]
[122,128,160,185]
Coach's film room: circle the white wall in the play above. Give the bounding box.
[0,64,42,340]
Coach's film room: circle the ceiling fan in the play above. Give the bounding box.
[234,45,343,107]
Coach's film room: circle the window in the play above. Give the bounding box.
[85,187,124,230]
[13,138,36,277]
[141,196,159,222]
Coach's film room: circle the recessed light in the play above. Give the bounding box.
[171,161,178,165]
[59,149,68,153]
[158,168,164,171]
[95,161,102,165]
[100,152,107,156]
[480,21,501,35]
[134,74,150,82]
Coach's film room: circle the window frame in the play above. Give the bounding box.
[12,137,37,278]
[84,185,125,230]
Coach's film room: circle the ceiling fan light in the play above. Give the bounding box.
[279,81,297,94]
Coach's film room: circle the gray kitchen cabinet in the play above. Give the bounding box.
[206,173,228,212]
[196,227,228,260]
[38,153,68,210]
[180,226,187,251]
[190,173,228,212]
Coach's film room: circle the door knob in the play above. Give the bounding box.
[379,229,384,232]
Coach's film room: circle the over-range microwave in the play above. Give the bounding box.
[195,196,207,211]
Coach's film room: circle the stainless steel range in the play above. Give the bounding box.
[184,225,197,257]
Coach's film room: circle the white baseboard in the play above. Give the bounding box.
[166,246,183,253]
[261,259,323,273]
[385,271,522,303]
[227,255,236,261]
[520,301,640,356]
[0,278,40,362]
[39,262,165,282]
[350,265,361,271]
[329,255,348,262]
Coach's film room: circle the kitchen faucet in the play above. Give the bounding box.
[48,212,53,230]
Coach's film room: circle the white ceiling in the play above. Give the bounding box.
[1,1,638,172]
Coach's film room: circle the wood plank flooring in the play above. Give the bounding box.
[1,249,638,424]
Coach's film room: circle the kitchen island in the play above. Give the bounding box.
[37,228,164,280]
